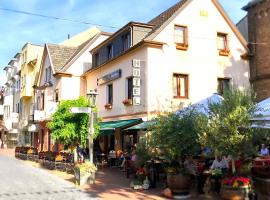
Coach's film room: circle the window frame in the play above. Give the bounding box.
[107,84,113,105]
[107,44,114,60]
[174,25,188,50]
[122,32,131,51]
[217,32,230,56]
[217,77,231,95]
[127,77,133,100]
[94,53,100,67]
[173,73,189,99]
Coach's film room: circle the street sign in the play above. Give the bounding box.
[70,107,91,113]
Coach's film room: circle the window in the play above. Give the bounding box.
[122,33,131,51]
[174,25,188,49]
[107,84,113,104]
[45,67,52,82]
[127,77,133,99]
[217,78,230,95]
[107,44,114,60]
[54,89,59,102]
[217,33,229,56]
[41,92,45,110]
[94,53,100,67]
[173,74,188,98]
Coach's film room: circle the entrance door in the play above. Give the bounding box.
[41,129,44,151]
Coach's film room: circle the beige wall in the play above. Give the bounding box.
[86,47,148,120]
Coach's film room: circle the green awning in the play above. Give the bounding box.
[99,118,142,135]
[125,120,154,131]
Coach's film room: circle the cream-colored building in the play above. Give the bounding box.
[19,43,44,146]
[84,0,250,151]
[33,30,110,151]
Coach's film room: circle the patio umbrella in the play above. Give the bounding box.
[176,93,223,115]
[251,97,270,129]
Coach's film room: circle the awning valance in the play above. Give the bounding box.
[99,118,142,135]
[125,120,154,131]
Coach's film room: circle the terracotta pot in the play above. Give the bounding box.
[253,176,270,199]
[167,173,192,193]
[220,186,249,200]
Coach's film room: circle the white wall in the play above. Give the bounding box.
[147,0,249,110]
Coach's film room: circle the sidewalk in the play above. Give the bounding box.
[83,167,165,200]
[0,148,15,157]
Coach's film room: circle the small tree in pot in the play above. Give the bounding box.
[147,106,207,193]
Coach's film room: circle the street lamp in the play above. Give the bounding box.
[86,89,98,164]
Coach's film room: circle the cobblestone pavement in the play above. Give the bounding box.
[0,155,98,200]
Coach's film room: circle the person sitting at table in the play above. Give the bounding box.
[210,155,229,193]
[184,155,207,194]
[259,144,269,156]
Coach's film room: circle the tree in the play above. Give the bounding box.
[147,106,207,163]
[199,89,257,173]
[47,96,100,148]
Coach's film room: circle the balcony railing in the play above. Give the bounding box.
[34,110,45,122]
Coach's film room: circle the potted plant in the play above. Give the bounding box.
[74,161,97,185]
[221,176,251,200]
[147,106,206,194]
[104,103,112,110]
[122,99,133,106]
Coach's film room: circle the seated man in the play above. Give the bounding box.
[210,156,229,193]
[259,144,269,156]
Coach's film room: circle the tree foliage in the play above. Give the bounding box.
[147,106,207,161]
[199,89,257,157]
[47,97,100,147]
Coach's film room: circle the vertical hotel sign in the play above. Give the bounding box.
[132,59,141,105]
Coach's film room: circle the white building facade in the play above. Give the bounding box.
[84,0,250,152]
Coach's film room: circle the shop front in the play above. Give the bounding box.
[98,118,142,153]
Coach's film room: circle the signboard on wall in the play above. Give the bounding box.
[97,69,122,85]
[132,59,141,105]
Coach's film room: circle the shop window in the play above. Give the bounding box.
[174,25,188,50]
[107,84,113,105]
[217,78,230,95]
[173,74,189,99]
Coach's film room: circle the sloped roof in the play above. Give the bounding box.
[146,0,190,39]
[46,44,77,72]
[148,0,188,28]
[243,0,264,11]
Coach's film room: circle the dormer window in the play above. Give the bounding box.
[94,53,100,67]
[122,32,131,51]
[45,66,52,82]
[107,44,114,60]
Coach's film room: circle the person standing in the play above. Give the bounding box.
[259,144,269,156]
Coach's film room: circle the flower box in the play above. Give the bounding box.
[122,99,133,106]
[104,103,112,110]
[219,49,230,56]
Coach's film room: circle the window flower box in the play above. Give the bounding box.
[122,99,133,106]
[104,103,112,110]
[219,49,230,56]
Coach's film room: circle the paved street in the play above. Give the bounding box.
[0,155,98,200]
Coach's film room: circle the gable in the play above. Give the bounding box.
[149,0,247,50]
[38,46,54,87]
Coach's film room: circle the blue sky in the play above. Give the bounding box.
[0,0,249,85]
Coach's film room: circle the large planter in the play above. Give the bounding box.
[253,176,270,200]
[74,168,95,185]
[220,186,249,200]
[167,173,192,194]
